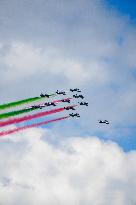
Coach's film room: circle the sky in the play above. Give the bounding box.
[106,0,136,22]
[0,0,136,204]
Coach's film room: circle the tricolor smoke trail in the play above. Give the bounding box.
[0,105,76,127]
[0,98,72,119]
[0,116,70,137]
[0,93,56,110]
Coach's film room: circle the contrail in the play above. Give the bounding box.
[0,105,76,127]
[0,98,72,119]
[0,94,56,110]
[0,116,70,137]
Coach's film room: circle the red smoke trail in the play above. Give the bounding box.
[0,105,76,127]
[0,116,70,137]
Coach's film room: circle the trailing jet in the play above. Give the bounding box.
[61,99,71,103]
[50,102,56,106]
[40,104,46,108]
[78,102,88,106]
[44,94,50,98]
[70,88,81,92]
[40,93,50,98]
[31,105,41,109]
[69,113,80,117]
[40,93,45,97]
[64,106,75,110]
[56,90,66,95]
[73,94,84,99]
[98,120,109,124]
[44,102,56,106]
[31,104,45,109]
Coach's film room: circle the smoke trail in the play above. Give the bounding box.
[0,105,76,127]
[0,107,36,119]
[0,98,73,119]
[0,94,56,110]
[0,116,70,137]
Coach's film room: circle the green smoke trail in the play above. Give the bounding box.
[0,94,55,110]
[0,107,37,119]
[0,98,73,119]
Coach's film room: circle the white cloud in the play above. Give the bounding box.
[0,0,133,88]
[0,41,91,85]
[0,128,136,205]
[0,39,116,89]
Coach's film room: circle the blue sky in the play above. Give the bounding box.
[106,0,136,22]
[102,0,136,151]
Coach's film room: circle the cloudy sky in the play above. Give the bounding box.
[0,0,136,204]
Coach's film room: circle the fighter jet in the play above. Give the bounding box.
[98,120,109,124]
[30,105,45,109]
[61,99,71,103]
[40,93,50,98]
[70,88,81,92]
[44,94,50,98]
[40,93,45,97]
[31,105,41,109]
[44,102,56,106]
[73,94,84,99]
[49,102,56,106]
[64,106,75,110]
[69,113,80,117]
[56,90,66,95]
[40,104,46,108]
[78,102,88,106]
[39,106,44,109]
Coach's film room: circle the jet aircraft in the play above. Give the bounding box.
[69,113,80,117]
[61,99,71,103]
[44,94,50,98]
[78,102,88,106]
[44,102,56,106]
[64,106,75,110]
[56,90,66,95]
[31,104,45,109]
[98,120,109,124]
[70,88,81,92]
[73,94,84,99]
[31,105,41,109]
[40,93,45,97]
[40,93,50,98]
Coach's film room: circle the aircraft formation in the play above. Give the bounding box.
[0,88,109,137]
[39,89,87,117]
